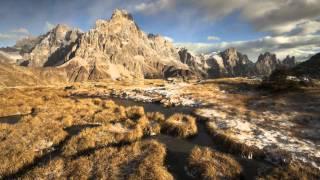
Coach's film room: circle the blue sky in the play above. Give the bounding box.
[1,0,320,61]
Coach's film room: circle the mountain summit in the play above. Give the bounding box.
[17,9,191,81]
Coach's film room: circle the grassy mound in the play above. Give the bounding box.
[163,113,198,138]
[188,146,242,179]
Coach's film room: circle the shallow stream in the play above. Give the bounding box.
[111,98,272,180]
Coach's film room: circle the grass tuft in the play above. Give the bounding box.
[163,113,198,138]
[188,146,242,179]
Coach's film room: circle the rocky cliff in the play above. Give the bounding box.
[219,48,255,77]
[282,55,296,69]
[255,52,281,76]
[23,24,82,67]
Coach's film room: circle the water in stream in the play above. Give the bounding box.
[111,98,272,180]
[0,114,22,124]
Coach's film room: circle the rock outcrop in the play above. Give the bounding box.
[218,48,255,77]
[255,52,280,76]
[282,55,296,69]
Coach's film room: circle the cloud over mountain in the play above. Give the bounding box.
[0,0,319,60]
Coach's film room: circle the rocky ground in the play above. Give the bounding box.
[0,78,319,179]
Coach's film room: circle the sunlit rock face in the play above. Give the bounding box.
[25,24,82,67]
[60,9,191,81]
[11,9,191,81]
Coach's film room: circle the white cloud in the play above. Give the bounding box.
[207,36,220,41]
[164,36,174,42]
[0,33,17,40]
[133,0,174,14]
[174,0,320,35]
[0,27,30,42]
[175,34,320,61]
[11,28,29,34]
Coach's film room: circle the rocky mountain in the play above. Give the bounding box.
[282,55,296,69]
[178,48,208,78]
[13,9,192,81]
[178,48,255,78]
[22,24,82,67]
[60,9,192,81]
[218,48,255,77]
[255,52,280,76]
[292,53,320,78]
[177,48,300,78]
[0,9,303,81]
[14,36,42,54]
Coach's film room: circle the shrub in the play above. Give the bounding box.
[188,146,242,179]
[163,113,197,138]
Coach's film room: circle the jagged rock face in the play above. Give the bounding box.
[62,9,189,81]
[178,48,208,78]
[255,52,280,76]
[219,48,254,77]
[282,55,296,69]
[178,48,255,78]
[25,24,82,67]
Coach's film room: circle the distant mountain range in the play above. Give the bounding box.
[0,9,317,82]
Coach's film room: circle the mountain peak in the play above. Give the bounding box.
[223,47,237,54]
[111,9,133,21]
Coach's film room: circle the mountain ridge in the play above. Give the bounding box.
[0,9,312,81]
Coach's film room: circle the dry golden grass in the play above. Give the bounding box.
[188,146,242,180]
[259,162,320,180]
[0,116,67,178]
[126,106,145,120]
[62,121,144,156]
[93,103,127,124]
[24,140,173,180]
[163,113,198,138]
[145,112,165,135]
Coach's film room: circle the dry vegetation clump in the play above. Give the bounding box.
[23,156,94,179]
[0,116,67,178]
[62,121,144,156]
[0,123,12,141]
[259,162,320,180]
[145,112,165,135]
[93,104,127,124]
[163,113,198,138]
[126,106,145,120]
[188,146,242,179]
[24,140,173,180]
